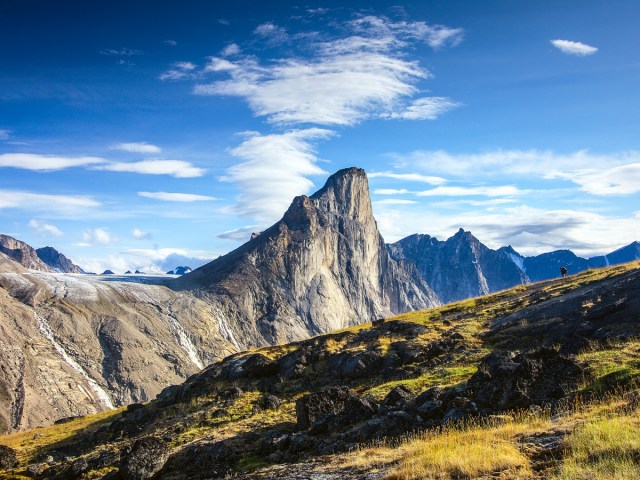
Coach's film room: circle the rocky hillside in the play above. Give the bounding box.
[173,167,439,349]
[0,235,53,272]
[0,261,637,479]
[0,270,236,433]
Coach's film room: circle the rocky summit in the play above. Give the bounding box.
[172,167,439,349]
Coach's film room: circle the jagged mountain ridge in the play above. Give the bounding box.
[387,229,528,304]
[173,167,439,348]
[390,230,640,303]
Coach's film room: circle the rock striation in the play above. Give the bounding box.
[173,167,439,348]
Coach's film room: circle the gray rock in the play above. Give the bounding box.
[296,387,375,430]
[120,437,170,480]
[0,445,18,469]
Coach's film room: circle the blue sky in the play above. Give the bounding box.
[1,0,639,273]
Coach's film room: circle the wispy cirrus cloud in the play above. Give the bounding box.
[0,129,11,140]
[381,96,461,120]
[112,142,162,154]
[93,159,205,178]
[390,149,640,196]
[28,219,63,237]
[159,61,198,81]
[0,153,104,171]
[164,40,177,46]
[551,39,598,56]
[223,129,333,221]
[0,190,101,215]
[100,47,143,56]
[192,15,463,126]
[138,191,218,202]
[369,171,446,185]
[416,185,526,198]
[216,225,261,241]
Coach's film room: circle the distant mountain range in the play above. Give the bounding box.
[389,230,640,303]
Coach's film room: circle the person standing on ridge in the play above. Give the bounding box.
[560,266,568,278]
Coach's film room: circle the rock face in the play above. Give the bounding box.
[0,270,236,433]
[36,246,84,273]
[588,241,640,269]
[388,229,527,303]
[0,234,53,272]
[121,437,170,480]
[173,168,439,348]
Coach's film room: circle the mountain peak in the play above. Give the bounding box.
[309,167,371,219]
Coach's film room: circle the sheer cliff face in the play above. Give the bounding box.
[174,168,439,348]
[388,229,528,304]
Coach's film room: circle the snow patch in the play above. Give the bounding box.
[165,315,204,370]
[507,252,526,273]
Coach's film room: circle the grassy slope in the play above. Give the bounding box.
[1,261,639,479]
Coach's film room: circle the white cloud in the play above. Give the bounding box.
[0,153,104,171]
[100,48,143,56]
[216,225,262,242]
[159,61,198,81]
[373,199,417,205]
[374,188,411,195]
[551,39,598,56]
[131,228,151,240]
[112,142,162,154]
[93,159,205,178]
[223,129,333,221]
[391,149,640,196]
[82,228,118,246]
[221,43,241,56]
[0,190,101,215]
[138,191,219,202]
[164,40,177,46]
[28,219,63,237]
[382,96,461,120]
[416,185,526,197]
[193,16,462,126]
[369,171,447,185]
[554,163,640,195]
[0,129,10,140]
[254,22,288,44]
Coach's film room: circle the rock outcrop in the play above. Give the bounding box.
[36,246,84,273]
[173,167,439,348]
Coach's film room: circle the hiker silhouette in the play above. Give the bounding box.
[560,266,568,278]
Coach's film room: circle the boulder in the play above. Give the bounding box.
[295,387,375,430]
[120,437,170,480]
[0,445,18,469]
[328,350,384,379]
[379,385,414,412]
[467,347,583,410]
